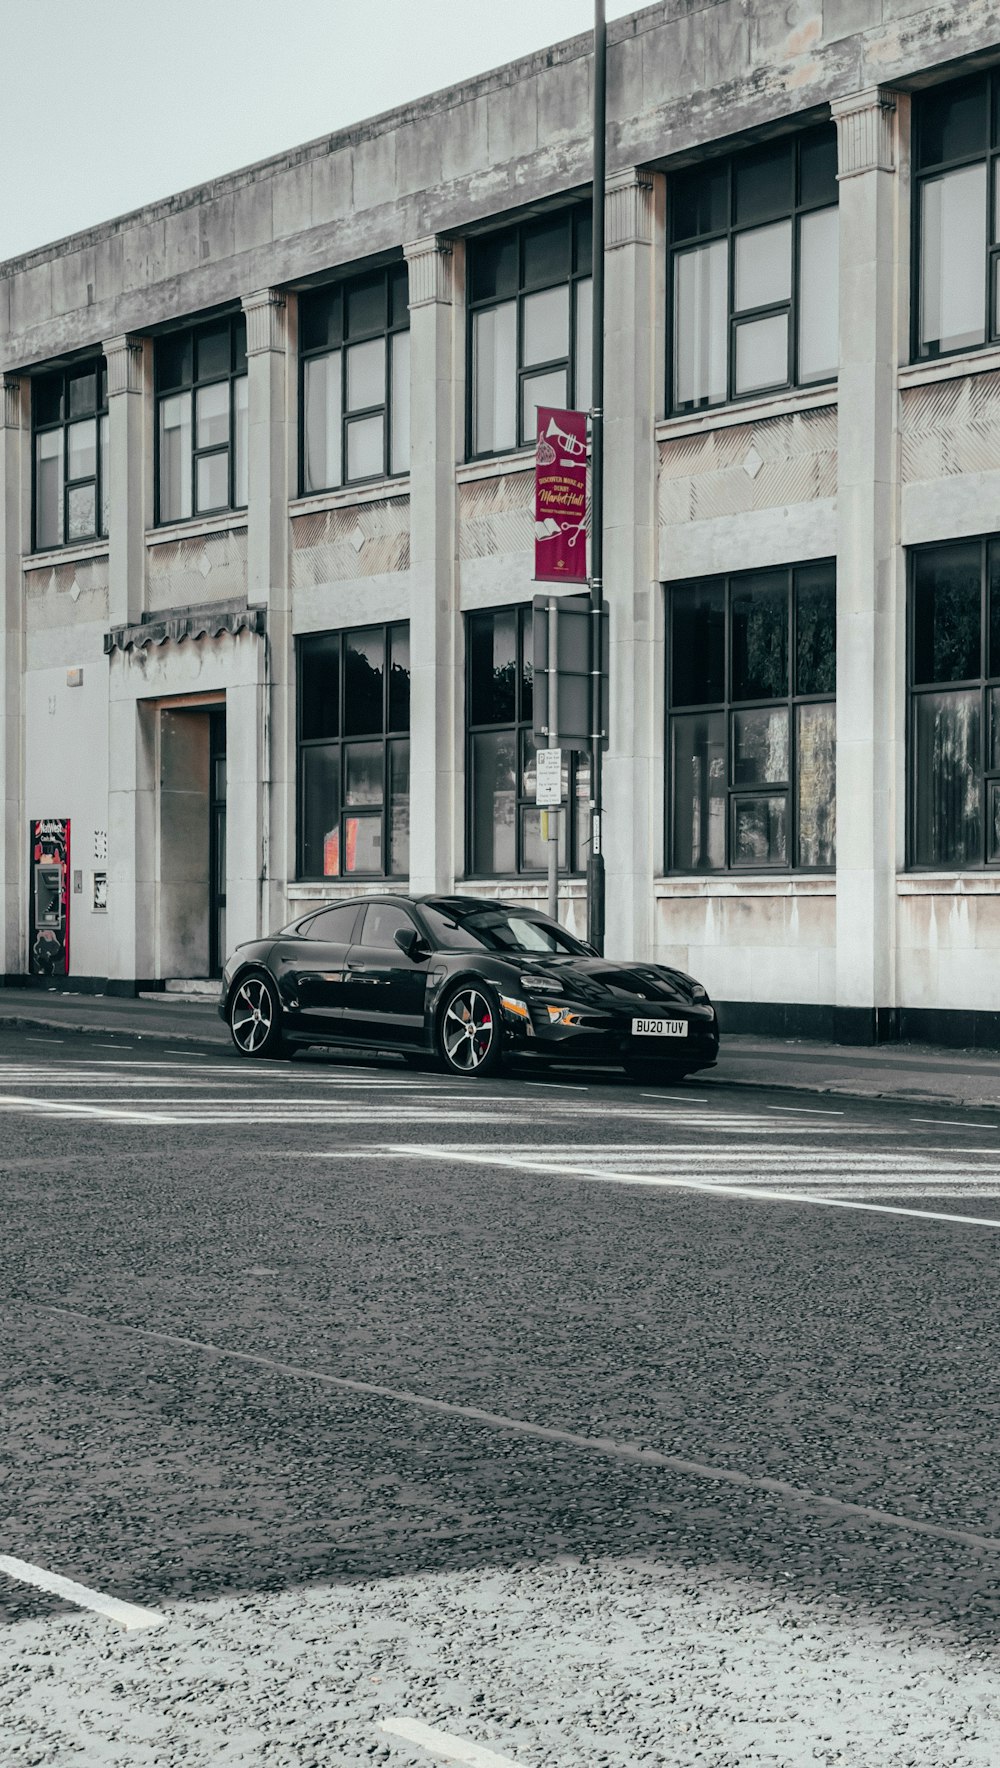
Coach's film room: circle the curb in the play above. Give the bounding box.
[0,1009,227,1051]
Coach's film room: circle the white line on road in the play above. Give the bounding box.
[0,1554,164,1631]
[379,1716,525,1767]
[641,1093,708,1102]
[389,1143,1000,1230]
[766,1105,845,1116]
[25,1300,1000,1557]
[910,1118,1000,1132]
[24,1038,63,1044]
[0,1092,178,1125]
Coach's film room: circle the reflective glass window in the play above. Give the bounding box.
[299,265,409,491]
[31,359,108,551]
[154,314,247,524]
[914,75,1000,361]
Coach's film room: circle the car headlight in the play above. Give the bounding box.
[546,1005,583,1026]
[520,974,562,993]
[690,983,709,1002]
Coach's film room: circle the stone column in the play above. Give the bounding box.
[831,88,901,1042]
[601,169,659,961]
[106,674,156,991]
[403,236,457,893]
[0,376,25,975]
[103,334,147,627]
[242,288,291,934]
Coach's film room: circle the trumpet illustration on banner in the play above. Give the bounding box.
[544,414,587,458]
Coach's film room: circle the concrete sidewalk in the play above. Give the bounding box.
[0,984,998,1112]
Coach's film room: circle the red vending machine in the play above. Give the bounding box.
[30,819,70,976]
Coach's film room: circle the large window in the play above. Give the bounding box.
[669,128,839,414]
[155,315,248,525]
[466,606,589,876]
[668,564,836,871]
[32,361,108,551]
[467,208,592,458]
[297,624,410,879]
[908,538,1000,867]
[914,75,1000,360]
[300,265,409,494]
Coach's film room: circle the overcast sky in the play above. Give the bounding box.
[0,1,640,264]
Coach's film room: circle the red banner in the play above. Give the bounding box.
[534,406,588,583]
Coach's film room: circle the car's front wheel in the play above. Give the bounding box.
[437,982,503,1078]
[228,972,287,1059]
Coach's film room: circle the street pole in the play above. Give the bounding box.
[546,595,559,921]
[587,0,607,954]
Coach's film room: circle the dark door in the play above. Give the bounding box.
[270,901,363,1032]
[209,712,227,978]
[343,901,430,1045]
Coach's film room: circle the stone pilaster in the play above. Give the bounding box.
[0,376,25,974]
[601,169,659,961]
[241,288,291,935]
[831,87,902,1040]
[103,334,147,629]
[403,236,457,892]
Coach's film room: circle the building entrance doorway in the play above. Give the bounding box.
[157,696,226,980]
[209,710,227,977]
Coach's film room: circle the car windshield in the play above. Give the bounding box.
[421,901,589,956]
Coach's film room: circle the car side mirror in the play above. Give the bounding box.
[394,925,423,960]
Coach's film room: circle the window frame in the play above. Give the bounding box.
[911,72,1000,364]
[153,314,248,527]
[464,604,590,879]
[665,562,837,874]
[906,535,1000,869]
[666,126,839,416]
[298,263,410,496]
[31,359,109,553]
[465,206,593,462]
[296,621,410,882]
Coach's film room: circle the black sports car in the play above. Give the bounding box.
[219,894,719,1082]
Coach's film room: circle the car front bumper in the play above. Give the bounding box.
[499,996,719,1070]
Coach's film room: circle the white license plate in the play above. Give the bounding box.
[632,1018,686,1038]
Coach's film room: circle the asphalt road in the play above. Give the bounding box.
[1,1026,998,1767]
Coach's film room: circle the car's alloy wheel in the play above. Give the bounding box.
[438,983,502,1077]
[229,973,286,1059]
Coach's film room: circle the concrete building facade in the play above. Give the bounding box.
[3,0,1000,1044]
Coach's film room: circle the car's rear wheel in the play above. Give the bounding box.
[228,972,287,1059]
[437,982,503,1078]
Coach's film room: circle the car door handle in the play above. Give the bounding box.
[347,964,391,984]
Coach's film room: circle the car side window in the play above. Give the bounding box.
[301,904,361,942]
[357,902,416,948]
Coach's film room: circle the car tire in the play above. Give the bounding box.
[624,1058,691,1086]
[437,981,504,1078]
[228,971,288,1060]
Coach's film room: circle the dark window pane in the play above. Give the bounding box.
[388,625,410,730]
[343,629,385,735]
[301,744,341,876]
[470,230,518,303]
[798,129,838,208]
[671,712,725,869]
[67,367,97,418]
[574,206,593,273]
[796,564,836,695]
[300,634,340,740]
[912,543,981,684]
[300,288,341,353]
[157,332,192,391]
[732,794,787,866]
[390,265,409,328]
[989,780,1000,861]
[33,372,63,427]
[523,215,570,287]
[913,688,981,865]
[731,572,788,700]
[471,730,516,873]
[345,741,382,805]
[359,901,415,947]
[469,610,517,725]
[303,903,360,942]
[917,77,987,171]
[67,482,97,542]
[732,707,789,785]
[519,606,534,724]
[672,582,725,704]
[196,326,230,382]
[989,543,1000,677]
[390,739,410,874]
[347,273,386,338]
[734,141,792,227]
[232,319,247,375]
[797,702,836,868]
[670,162,728,241]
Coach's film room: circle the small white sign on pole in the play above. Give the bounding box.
[535,747,563,806]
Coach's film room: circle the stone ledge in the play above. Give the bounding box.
[655,876,835,898]
[898,874,1000,896]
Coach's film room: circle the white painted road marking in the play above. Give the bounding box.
[389,1143,1000,1230]
[0,1554,164,1631]
[24,1300,1000,1557]
[379,1716,525,1766]
[911,1117,1000,1132]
